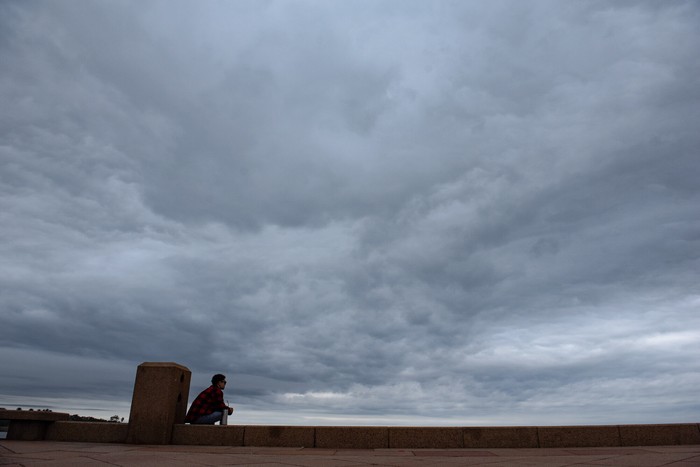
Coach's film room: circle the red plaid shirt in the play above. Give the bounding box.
[185,385,227,423]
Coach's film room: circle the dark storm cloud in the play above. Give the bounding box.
[1,0,699,424]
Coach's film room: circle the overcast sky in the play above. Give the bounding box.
[1,0,699,426]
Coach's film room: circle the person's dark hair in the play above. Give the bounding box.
[212,374,226,385]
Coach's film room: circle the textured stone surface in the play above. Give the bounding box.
[0,410,69,422]
[3,440,699,466]
[538,425,620,447]
[171,424,244,446]
[244,425,315,447]
[45,421,128,443]
[464,426,539,448]
[126,362,192,444]
[6,420,51,441]
[619,423,700,446]
[37,423,700,447]
[1,410,70,441]
[390,427,464,448]
[315,426,389,449]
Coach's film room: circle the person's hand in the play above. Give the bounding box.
[228,407,234,415]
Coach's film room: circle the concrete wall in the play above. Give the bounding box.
[126,362,191,444]
[10,364,698,448]
[1,410,70,441]
[31,422,700,448]
[46,422,129,443]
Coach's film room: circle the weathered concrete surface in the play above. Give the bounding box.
[464,426,539,448]
[0,411,69,422]
[0,410,70,441]
[619,423,700,446]
[389,427,464,448]
[243,425,315,447]
[171,424,244,446]
[7,420,700,449]
[2,440,700,466]
[538,425,622,447]
[315,426,389,449]
[125,362,191,444]
[46,421,128,443]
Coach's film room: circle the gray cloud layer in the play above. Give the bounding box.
[1,0,699,424]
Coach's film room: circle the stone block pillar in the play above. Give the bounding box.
[126,362,191,444]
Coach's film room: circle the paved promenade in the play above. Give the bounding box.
[1,441,699,466]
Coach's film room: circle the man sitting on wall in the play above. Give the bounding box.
[185,374,234,424]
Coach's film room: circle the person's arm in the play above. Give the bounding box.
[212,387,228,411]
[213,387,234,414]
